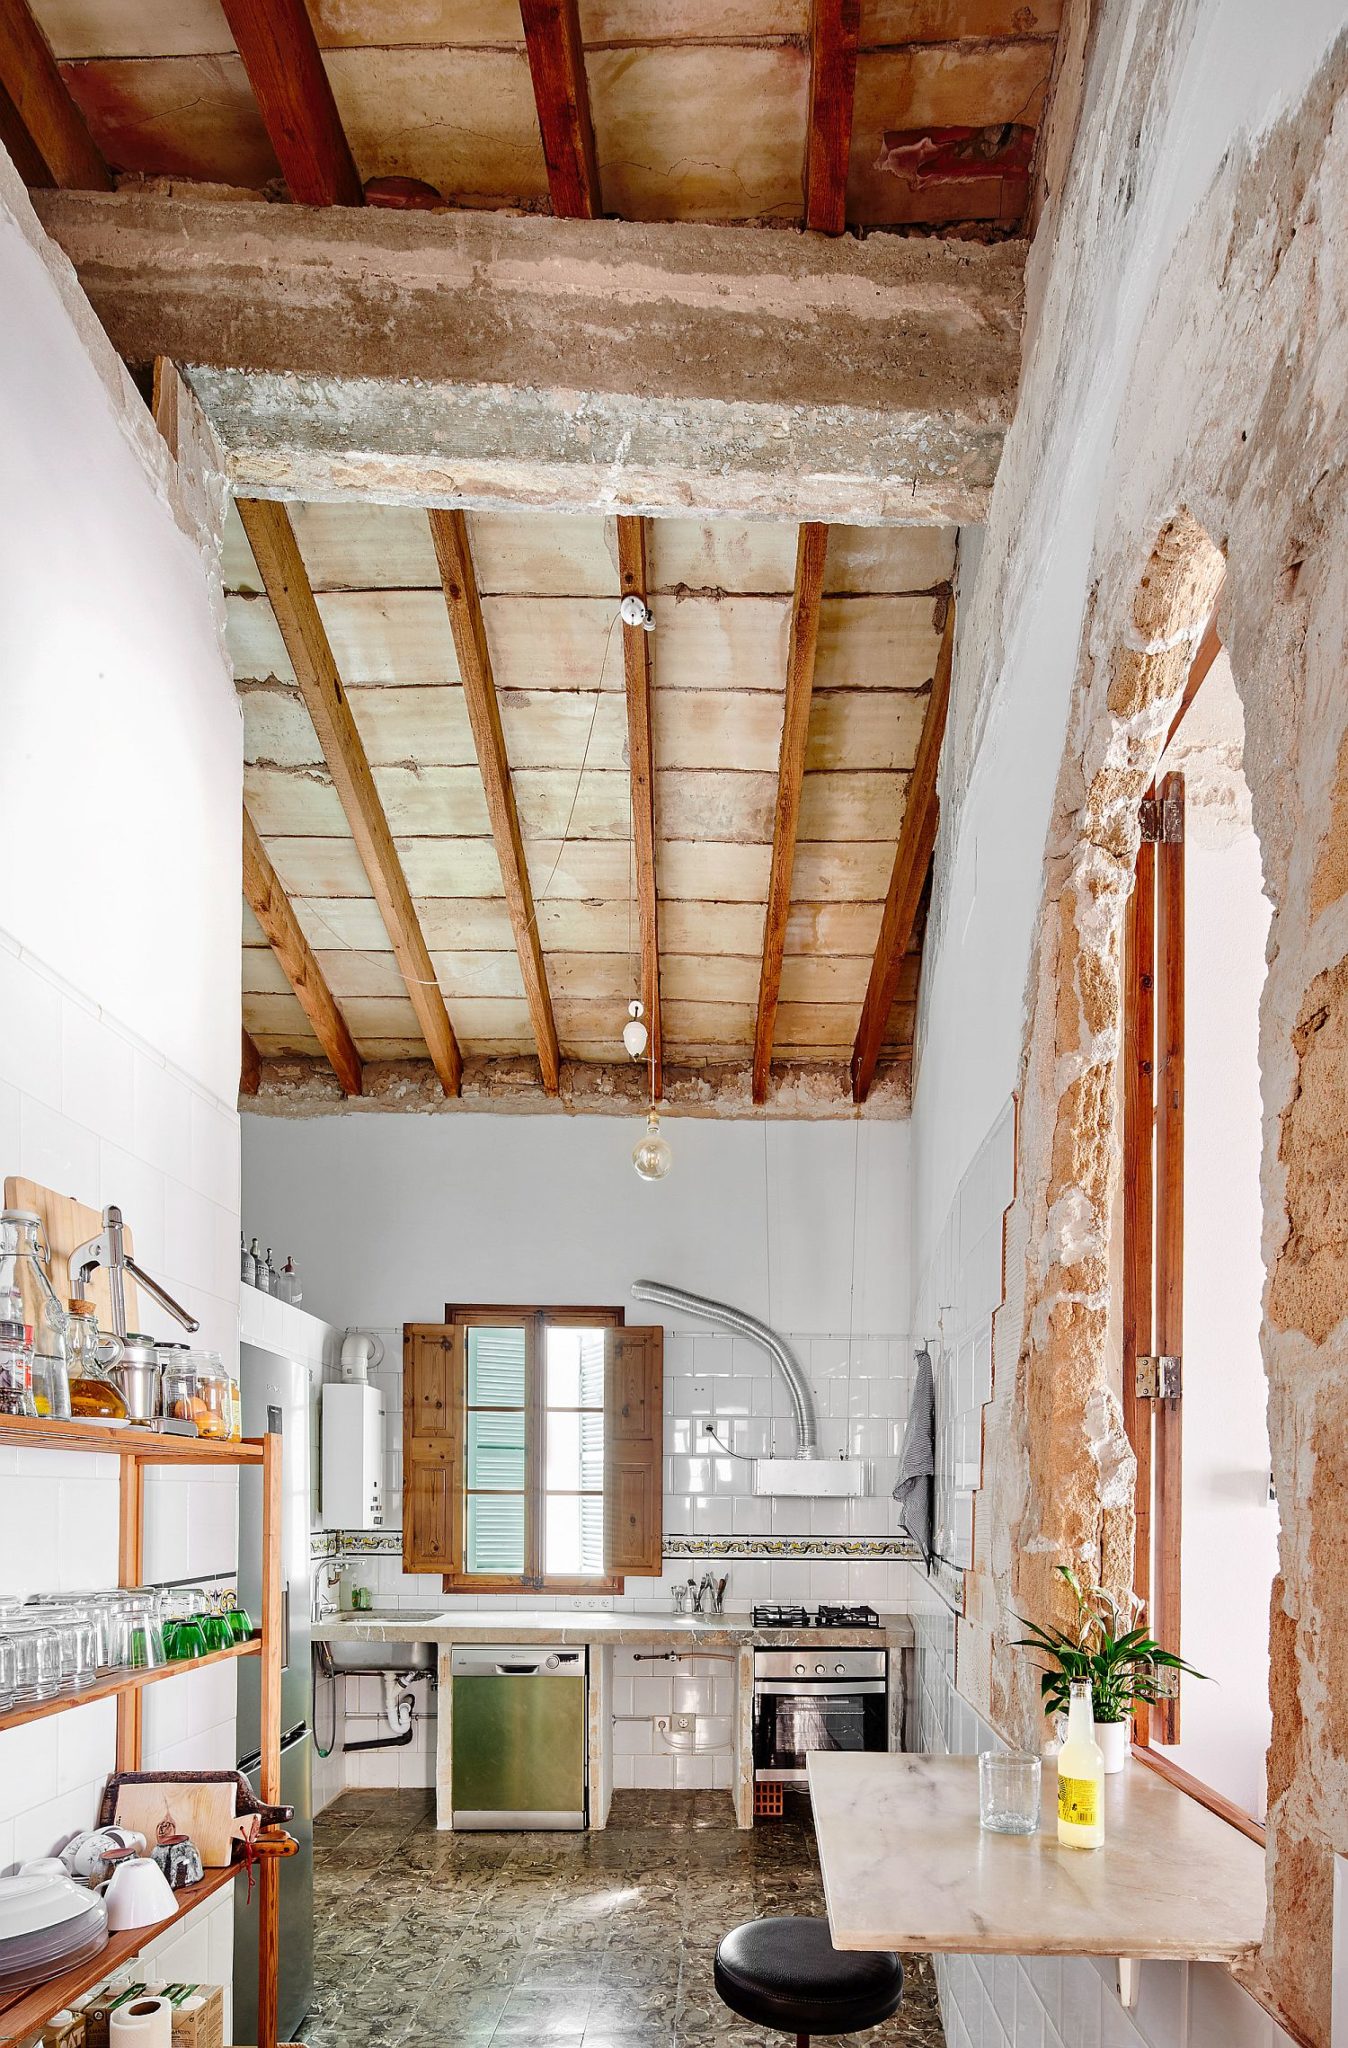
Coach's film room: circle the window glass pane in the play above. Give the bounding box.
[467,1493,525,1575]
[467,1410,526,1491]
[546,1326,605,1409]
[467,1325,526,1407]
[545,1492,605,1577]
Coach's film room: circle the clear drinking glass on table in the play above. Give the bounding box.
[979,1750,1042,1834]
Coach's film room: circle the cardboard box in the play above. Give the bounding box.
[82,1983,223,2048]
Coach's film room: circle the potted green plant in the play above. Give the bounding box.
[1015,1564,1206,1772]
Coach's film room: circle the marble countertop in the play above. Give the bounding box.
[313,1608,913,1649]
[808,1753,1265,1961]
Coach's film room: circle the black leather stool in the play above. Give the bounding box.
[713,1915,903,2046]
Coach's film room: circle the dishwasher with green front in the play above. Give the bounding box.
[449,1643,589,1829]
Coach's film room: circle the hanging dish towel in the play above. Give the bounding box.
[893,1345,935,1565]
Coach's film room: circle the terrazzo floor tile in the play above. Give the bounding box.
[305,1788,946,2047]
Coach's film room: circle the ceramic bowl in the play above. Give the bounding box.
[103,1855,177,1931]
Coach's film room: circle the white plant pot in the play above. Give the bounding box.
[1095,1720,1129,1774]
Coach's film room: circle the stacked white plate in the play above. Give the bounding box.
[0,1872,109,1996]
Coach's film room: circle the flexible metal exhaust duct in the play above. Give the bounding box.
[630,1281,818,1457]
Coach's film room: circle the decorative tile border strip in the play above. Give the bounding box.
[664,1535,922,1561]
[312,1530,925,1562]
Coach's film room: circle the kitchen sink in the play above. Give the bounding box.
[318,1619,439,1673]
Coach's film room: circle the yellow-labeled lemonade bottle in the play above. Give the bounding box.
[1057,1679,1105,1849]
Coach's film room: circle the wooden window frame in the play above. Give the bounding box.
[439,1302,626,1596]
[1120,624,1266,1845]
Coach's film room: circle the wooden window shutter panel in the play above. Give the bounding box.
[402,1322,462,1574]
[604,1324,663,1577]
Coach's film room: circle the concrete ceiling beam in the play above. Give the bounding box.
[34,193,1025,523]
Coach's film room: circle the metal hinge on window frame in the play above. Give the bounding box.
[1135,1354,1182,1400]
[1138,794,1184,844]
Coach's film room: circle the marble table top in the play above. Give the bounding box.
[808,1753,1265,1961]
[313,1607,913,1649]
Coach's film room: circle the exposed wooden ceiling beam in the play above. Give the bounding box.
[237,498,463,1095]
[240,1026,262,1098]
[617,516,662,1104]
[519,0,601,220]
[0,0,110,189]
[428,507,562,1096]
[38,193,1024,525]
[804,0,860,235]
[753,523,830,1104]
[851,592,956,1104]
[242,810,362,1097]
[216,0,362,207]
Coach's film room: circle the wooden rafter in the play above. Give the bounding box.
[804,0,860,234]
[617,516,662,1103]
[240,1027,262,1098]
[520,0,601,220]
[237,498,463,1096]
[851,592,956,1103]
[242,810,362,1096]
[753,523,830,1103]
[428,508,562,1096]
[0,0,110,189]
[216,0,362,207]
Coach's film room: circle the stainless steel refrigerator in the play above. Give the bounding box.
[233,1343,314,2044]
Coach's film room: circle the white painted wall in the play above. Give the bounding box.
[0,157,241,1999]
[242,1112,909,1339]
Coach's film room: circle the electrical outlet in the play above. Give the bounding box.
[670,1712,696,1735]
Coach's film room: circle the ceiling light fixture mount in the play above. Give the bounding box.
[619,594,656,631]
[622,999,649,1060]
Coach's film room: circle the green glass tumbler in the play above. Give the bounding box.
[173,1617,208,1660]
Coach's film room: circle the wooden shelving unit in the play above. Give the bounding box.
[0,1639,261,1736]
[0,1866,244,2044]
[0,1415,285,2048]
[0,1414,264,1463]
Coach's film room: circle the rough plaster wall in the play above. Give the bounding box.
[915,8,1348,2042]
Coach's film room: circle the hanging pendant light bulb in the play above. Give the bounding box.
[622,999,648,1060]
[633,1109,672,1181]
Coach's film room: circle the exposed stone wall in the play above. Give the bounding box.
[935,13,1348,2042]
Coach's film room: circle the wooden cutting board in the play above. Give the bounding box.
[112,1779,249,1868]
[4,1176,140,1331]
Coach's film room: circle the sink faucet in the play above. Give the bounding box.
[315,1561,343,1621]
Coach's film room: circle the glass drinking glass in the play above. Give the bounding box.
[979,1750,1042,1835]
[6,1621,63,1700]
[200,1596,232,1654]
[0,1634,16,1710]
[116,1594,165,1670]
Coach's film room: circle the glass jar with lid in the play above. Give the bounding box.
[159,1346,197,1427]
[65,1301,128,1423]
[0,1211,68,1417]
[191,1354,231,1440]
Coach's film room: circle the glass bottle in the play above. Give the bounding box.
[263,1248,276,1297]
[240,1234,256,1288]
[224,1355,243,1441]
[0,1292,36,1417]
[65,1300,128,1423]
[280,1257,300,1307]
[0,1211,68,1416]
[248,1237,262,1288]
[1056,1679,1105,1849]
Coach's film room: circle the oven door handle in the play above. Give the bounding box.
[753,1680,888,1698]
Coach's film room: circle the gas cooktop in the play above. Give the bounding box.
[752,1603,882,1630]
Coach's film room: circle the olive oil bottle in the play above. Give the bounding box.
[1057,1679,1105,1849]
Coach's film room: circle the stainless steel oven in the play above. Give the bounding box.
[752,1648,888,1784]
